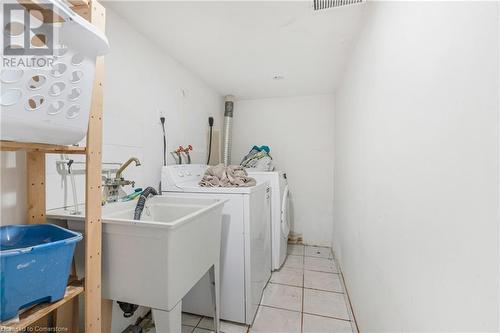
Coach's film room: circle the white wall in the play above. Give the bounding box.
[0,6,223,331]
[333,1,499,332]
[1,6,223,222]
[232,95,334,246]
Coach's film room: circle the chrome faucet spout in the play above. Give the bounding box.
[116,157,141,179]
[102,157,141,204]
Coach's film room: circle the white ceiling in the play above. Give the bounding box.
[105,1,367,100]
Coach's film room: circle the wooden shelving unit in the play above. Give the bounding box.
[0,1,109,331]
[0,141,86,154]
[0,281,84,332]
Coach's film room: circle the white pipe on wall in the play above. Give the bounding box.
[222,95,235,166]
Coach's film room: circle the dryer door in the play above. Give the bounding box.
[281,185,290,236]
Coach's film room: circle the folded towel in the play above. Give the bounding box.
[199,164,257,187]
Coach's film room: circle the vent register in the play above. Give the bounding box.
[313,0,363,11]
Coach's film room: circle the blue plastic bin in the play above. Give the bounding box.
[0,224,83,321]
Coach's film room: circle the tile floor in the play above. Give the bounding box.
[181,313,249,333]
[180,245,356,333]
[251,245,356,333]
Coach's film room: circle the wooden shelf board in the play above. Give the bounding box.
[0,281,84,331]
[0,141,86,154]
[67,0,89,5]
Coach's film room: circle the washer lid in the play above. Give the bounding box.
[164,180,266,194]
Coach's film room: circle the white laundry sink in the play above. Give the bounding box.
[47,196,226,332]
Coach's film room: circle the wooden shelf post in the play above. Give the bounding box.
[0,1,108,331]
[73,1,107,331]
[27,151,46,225]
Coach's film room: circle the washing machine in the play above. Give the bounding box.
[161,164,271,324]
[246,170,290,271]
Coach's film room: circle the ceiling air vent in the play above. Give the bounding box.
[313,0,363,11]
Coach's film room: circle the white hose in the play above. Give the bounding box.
[69,169,80,215]
[64,154,81,215]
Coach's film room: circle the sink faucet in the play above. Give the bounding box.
[103,157,141,204]
[116,157,141,180]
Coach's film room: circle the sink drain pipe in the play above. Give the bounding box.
[118,187,159,318]
[222,95,235,166]
[118,301,139,318]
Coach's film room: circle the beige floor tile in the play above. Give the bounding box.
[305,246,333,259]
[220,321,249,333]
[182,313,202,327]
[193,328,213,333]
[304,256,337,273]
[198,317,248,333]
[302,314,353,333]
[304,270,342,292]
[270,268,303,287]
[283,254,304,270]
[198,317,216,330]
[287,244,304,256]
[250,306,301,333]
[182,325,196,333]
[261,283,302,312]
[303,289,349,320]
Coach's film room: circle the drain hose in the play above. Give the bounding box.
[134,187,158,220]
[118,187,158,318]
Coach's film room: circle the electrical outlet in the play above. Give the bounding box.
[157,109,166,123]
